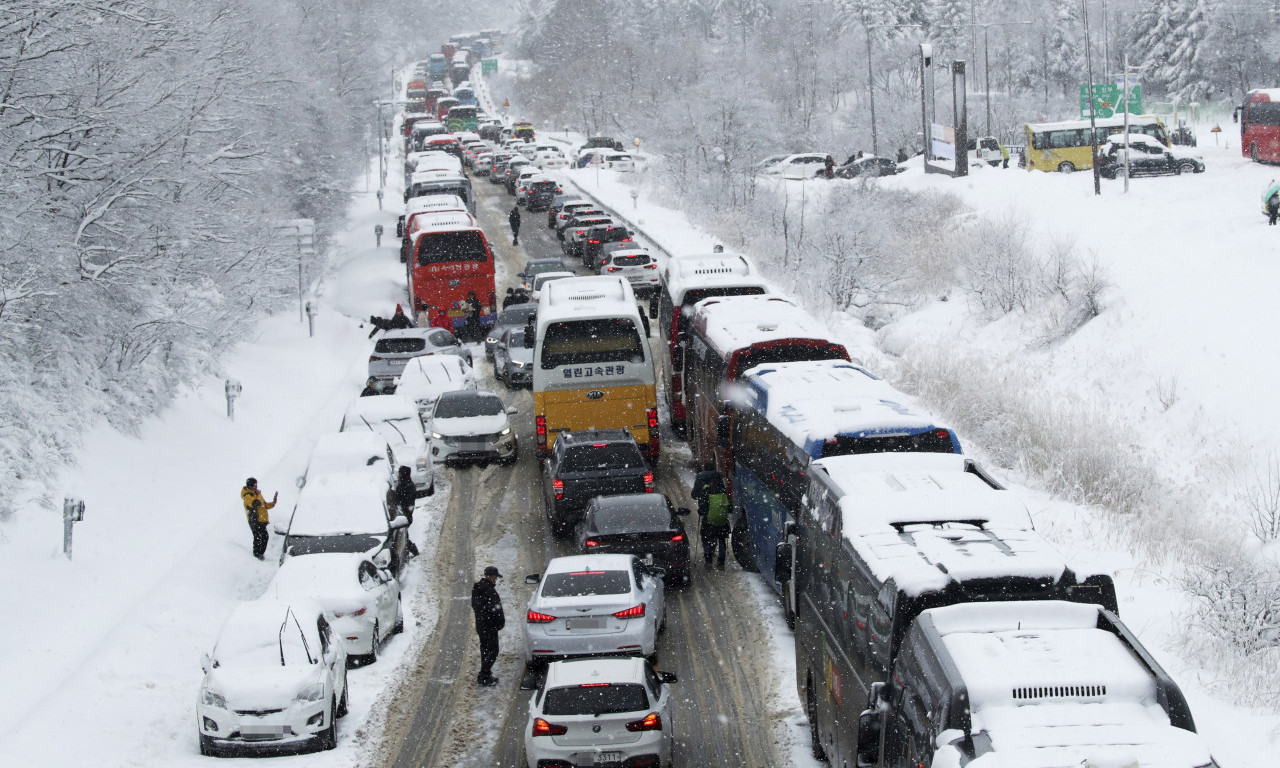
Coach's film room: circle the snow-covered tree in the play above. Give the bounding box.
[1129,0,1212,101]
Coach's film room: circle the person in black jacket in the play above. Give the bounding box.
[471,566,505,686]
[393,466,419,557]
[386,304,413,330]
[508,205,521,245]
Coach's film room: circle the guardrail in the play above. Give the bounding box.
[557,175,674,264]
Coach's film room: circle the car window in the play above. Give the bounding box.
[375,337,427,354]
[284,534,384,557]
[542,684,649,716]
[644,664,663,697]
[428,329,458,347]
[503,329,526,347]
[541,569,632,597]
[594,505,670,533]
[613,254,651,267]
[434,392,503,418]
[561,443,645,472]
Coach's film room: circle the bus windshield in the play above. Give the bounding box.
[417,231,487,265]
[541,318,644,368]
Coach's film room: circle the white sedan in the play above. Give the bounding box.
[762,152,832,179]
[522,554,665,664]
[524,656,677,768]
[196,600,348,756]
[428,389,518,466]
[268,552,403,665]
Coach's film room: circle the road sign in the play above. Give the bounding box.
[482,58,497,76]
[502,98,510,108]
[1080,83,1143,119]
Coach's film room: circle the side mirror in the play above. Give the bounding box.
[201,652,213,674]
[676,507,691,516]
[390,515,410,530]
[296,476,306,489]
[856,709,883,768]
[373,550,393,569]
[716,414,731,448]
[659,671,679,684]
[774,541,793,583]
[639,312,650,338]
[272,524,288,536]
[649,566,667,580]
[507,407,518,415]
[671,345,684,372]
[517,272,526,278]
[525,573,542,585]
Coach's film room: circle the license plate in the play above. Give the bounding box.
[459,440,487,451]
[595,752,624,765]
[566,617,604,630]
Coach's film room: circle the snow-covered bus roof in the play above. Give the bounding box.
[923,601,1214,768]
[1026,114,1163,132]
[536,276,639,328]
[409,212,478,238]
[1247,88,1280,101]
[405,194,468,216]
[691,294,836,356]
[740,360,950,458]
[663,253,770,305]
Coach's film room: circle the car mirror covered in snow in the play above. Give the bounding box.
[525,573,541,584]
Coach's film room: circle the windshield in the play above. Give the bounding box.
[375,337,426,354]
[541,570,631,597]
[541,319,644,368]
[542,684,649,716]
[505,330,527,347]
[216,614,315,668]
[435,392,504,418]
[526,262,565,277]
[284,534,383,557]
[417,231,487,265]
[498,305,538,326]
[348,415,420,446]
[562,444,645,472]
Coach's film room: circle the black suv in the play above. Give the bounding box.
[542,429,653,536]
[580,223,634,268]
[526,179,560,211]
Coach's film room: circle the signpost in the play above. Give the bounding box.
[1079,82,1143,119]
[482,58,497,76]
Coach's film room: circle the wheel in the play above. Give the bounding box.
[499,447,518,466]
[369,620,380,663]
[731,518,758,572]
[784,605,796,631]
[807,681,827,761]
[336,680,349,718]
[1111,166,1126,180]
[393,596,405,634]
[658,604,667,633]
[1176,162,1196,175]
[318,700,337,750]
[1057,162,1076,173]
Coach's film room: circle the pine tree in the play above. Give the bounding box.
[1129,0,1210,101]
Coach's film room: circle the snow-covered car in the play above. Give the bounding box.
[535,145,568,169]
[832,155,903,179]
[427,389,518,466]
[492,325,533,387]
[196,600,348,756]
[368,327,471,391]
[340,395,434,497]
[297,432,395,491]
[275,473,410,576]
[599,150,636,172]
[268,553,403,666]
[394,354,478,416]
[473,151,494,175]
[490,152,517,184]
[601,248,660,297]
[523,656,677,768]
[1097,133,1205,178]
[486,302,538,359]
[521,553,666,664]
[562,215,614,255]
[762,152,831,179]
[755,154,789,173]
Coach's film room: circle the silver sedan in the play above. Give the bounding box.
[492,326,533,387]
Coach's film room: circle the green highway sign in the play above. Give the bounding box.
[482,58,498,76]
[1080,82,1142,118]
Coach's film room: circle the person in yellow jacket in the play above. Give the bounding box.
[240,477,277,560]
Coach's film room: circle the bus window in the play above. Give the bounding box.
[417,231,488,265]
[820,430,957,458]
[540,318,644,368]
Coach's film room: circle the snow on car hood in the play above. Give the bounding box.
[432,413,509,437]
[205,665,320,711]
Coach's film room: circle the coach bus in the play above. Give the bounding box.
[1024,114,1167,172]
[780,452,1118,766]
[399,195,472,263]
[447,105,479,133]
[684,294,848,478]
[404,169,473,212]
[1238,89,1280,163]
[728,360,961,584]
[407,213,497,334]
[654,253,768,436]
[533,277,658,461]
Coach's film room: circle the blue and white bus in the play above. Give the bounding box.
[726,360,961,591]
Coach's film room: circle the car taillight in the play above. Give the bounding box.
[333,606,367,618]
[588,239,600,244]
[613,603,645,619]
[553,478,564,500]
[671,534,684,542]
[585,539,599,547]
[607,267,618,272]
[644,264,656,269]
[647,408,658,429]
[536,415,547,448]
[643,471,654,492]
[527,610,556,623]
[532,718,568,737]
[625,712,663,732]
[369,355,383,361]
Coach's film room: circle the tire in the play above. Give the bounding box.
[784,605,796,631]
[658,604,667,634]
[731,517,758,572]
[499,447,518,466]
[318,700,337,751]
[1177,162,1196,176]
[1112,166,1127,180]
[368,621,380,663]
[1057,161,1076,173]
[393,596,405,634]
[807,681,827,762]
[1251,142,1259,162]
[336,681,349,718]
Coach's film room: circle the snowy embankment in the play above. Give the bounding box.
[562,150,1280,767]
[0,169,436,766]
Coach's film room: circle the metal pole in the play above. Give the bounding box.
[1082,0,1101,196]
[298,241,304,322]
[984,26,992,138]
[867,31,879,156]
[1123,53,1131,193]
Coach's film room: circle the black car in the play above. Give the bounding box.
[542,429,653,536]
[575,493,692,585]
[526,179,560,211]
[547,195,587,226]
[555,208,605,238]
[832,156,902,179]
[561,216,614,255]
[580,223,634,267]
[516,257,571,291]
[1097,135,1205,178]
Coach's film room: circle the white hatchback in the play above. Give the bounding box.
[524,656,677,768]
[522,554,665,664]
[601,249,660,297]
[427,388,518,465]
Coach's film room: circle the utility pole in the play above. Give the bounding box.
[866,31,878,156]
[1082,0,1101,196]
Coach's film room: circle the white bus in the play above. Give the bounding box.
[532,276,658,460]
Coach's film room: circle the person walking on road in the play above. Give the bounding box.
[471,565,505,686]
[240,477,277,561]
[375,223,384,246]
[393,466,421,557]
[508,205,521,246]
[692,470,730,570]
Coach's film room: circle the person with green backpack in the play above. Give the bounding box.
[693,469,730,570]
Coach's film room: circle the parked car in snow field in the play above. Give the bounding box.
[340,394,434,497]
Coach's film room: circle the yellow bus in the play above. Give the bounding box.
[533,276,659,461]
[1024,115,1168,173]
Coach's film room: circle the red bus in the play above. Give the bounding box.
[1239,89,1280,163]
[440,43,457,61]
[684,294,849,479]
[407,213,497,334]
[654,254,768,436]
[400,195,471,263]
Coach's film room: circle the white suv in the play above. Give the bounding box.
[524,656,677,768]
[601,249,659,297]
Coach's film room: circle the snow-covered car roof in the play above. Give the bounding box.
[396,355,476,403]
[544,553,636,575]
[544,655,648,688]
[286,474,391,537]
[406,194,467,215]
[342,394,420,426]
[306,432,392,479]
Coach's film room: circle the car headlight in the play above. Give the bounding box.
[296,683,325,704]
[486,337,498,344]
[500,427,511,436]
[431,432,443,440]
[201,688,228,709]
